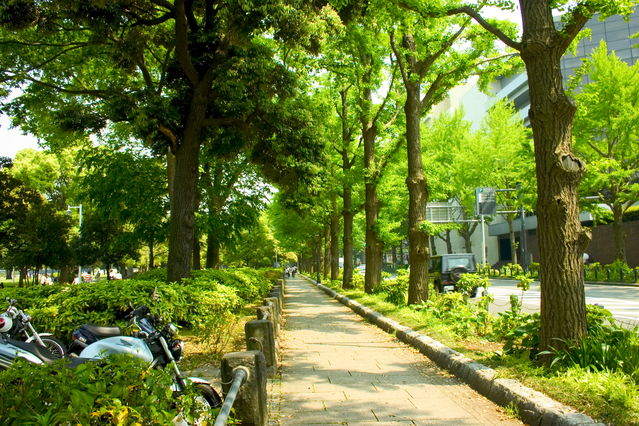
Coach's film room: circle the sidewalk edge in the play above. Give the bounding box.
[302,275,604,426]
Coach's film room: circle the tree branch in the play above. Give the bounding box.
[420,74,444,111]
[557,5,594,52]
[131,12,173,27]
[389,31,409,86]
[185,0,200,33]
[205,0,215,30]
[372,61,398,127]
[587,140,607,158]
[149,0,175,12]
[378,136,405,175]
[174,0,199,86]
[136,53,155,91]
[159,124,179,153]
[158,46,174,95]
[445,6,522,51]
[22,76,112,97]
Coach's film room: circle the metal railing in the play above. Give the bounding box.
[213,367,249,426]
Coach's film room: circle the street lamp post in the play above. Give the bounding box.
[67,204,82,282]
[316,234,321,284]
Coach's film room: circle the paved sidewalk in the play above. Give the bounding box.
[275,277,523,426]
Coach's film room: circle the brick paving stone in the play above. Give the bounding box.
[273,277,524,426]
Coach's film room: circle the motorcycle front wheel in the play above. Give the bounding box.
[39,336,67,359]
[195,384,222,409]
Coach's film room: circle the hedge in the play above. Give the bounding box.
[0,267,279,339]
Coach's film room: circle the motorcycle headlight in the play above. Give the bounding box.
[0,314,13,333]
[171,340,184,362]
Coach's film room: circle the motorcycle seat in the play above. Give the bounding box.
[6,338,56,365]
[83,324,122,338]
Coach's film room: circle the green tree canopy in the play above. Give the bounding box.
[572,40,639,264]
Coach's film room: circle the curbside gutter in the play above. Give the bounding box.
[305,276,603,426]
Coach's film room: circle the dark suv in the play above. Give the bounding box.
[429,253,478,297]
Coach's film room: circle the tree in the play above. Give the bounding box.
[430,0,637,359]
[79,147,169,269]
[0,170,73,286]
[572,41,639,264]
[76,209,140,279]
[468,99,534,264]
[384,3,518,305]
[224,214,276,268]
[422,108,474,254]
[0,0,334,282]
[10,148,81,210]
[200,155,269,269]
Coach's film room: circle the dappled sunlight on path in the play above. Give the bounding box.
[274,276,523,426]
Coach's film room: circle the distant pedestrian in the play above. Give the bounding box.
[285,267,290,278]
[292,266,296,277]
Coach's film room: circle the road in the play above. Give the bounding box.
[483,279,639,328]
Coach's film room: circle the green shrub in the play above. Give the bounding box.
[0,355,213,425]
[623,205,639,222]
[0,268,271,339]
[545,319,639,380]
[456,273,490,298]
[374,276,408,306]
[350,272,364,289]
[134,268,168,281]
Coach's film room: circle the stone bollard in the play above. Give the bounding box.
[268,287,282,308]
[263,297,280,326]
[277,278,285,293]
[245,320,277,378]
[257,305,278,339]
[221,351,267,426]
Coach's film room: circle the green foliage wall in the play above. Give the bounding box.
[0,268,277,338]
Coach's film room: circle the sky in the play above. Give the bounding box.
[0,6,521,160]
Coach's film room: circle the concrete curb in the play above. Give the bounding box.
[301,275,603,426]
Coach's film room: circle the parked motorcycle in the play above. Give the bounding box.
[75,305,222,412]
[0,332,58,369]
[1,298,66,358]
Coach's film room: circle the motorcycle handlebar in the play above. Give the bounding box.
[126,304,151,319]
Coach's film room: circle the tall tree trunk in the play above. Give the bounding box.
[149,242,155,269]
[392,246,397,267]
[19,267,26,288]
[192,231,201,270]
[323,224,330,279]
[612,202,627,263]
[364,166,383,293]
[59,266,69,284]
[362,90,383,294]
[399,243,404,265]
[405,79,430,305]
[507,216,518,265]
[206,233,221,268]
[520,2,591,359]
[340,89,356,289]
[330,197,340,280]
[167,95,207,282]
[167,147,176,214]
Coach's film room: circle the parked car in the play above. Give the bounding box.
[429,254,478,297]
